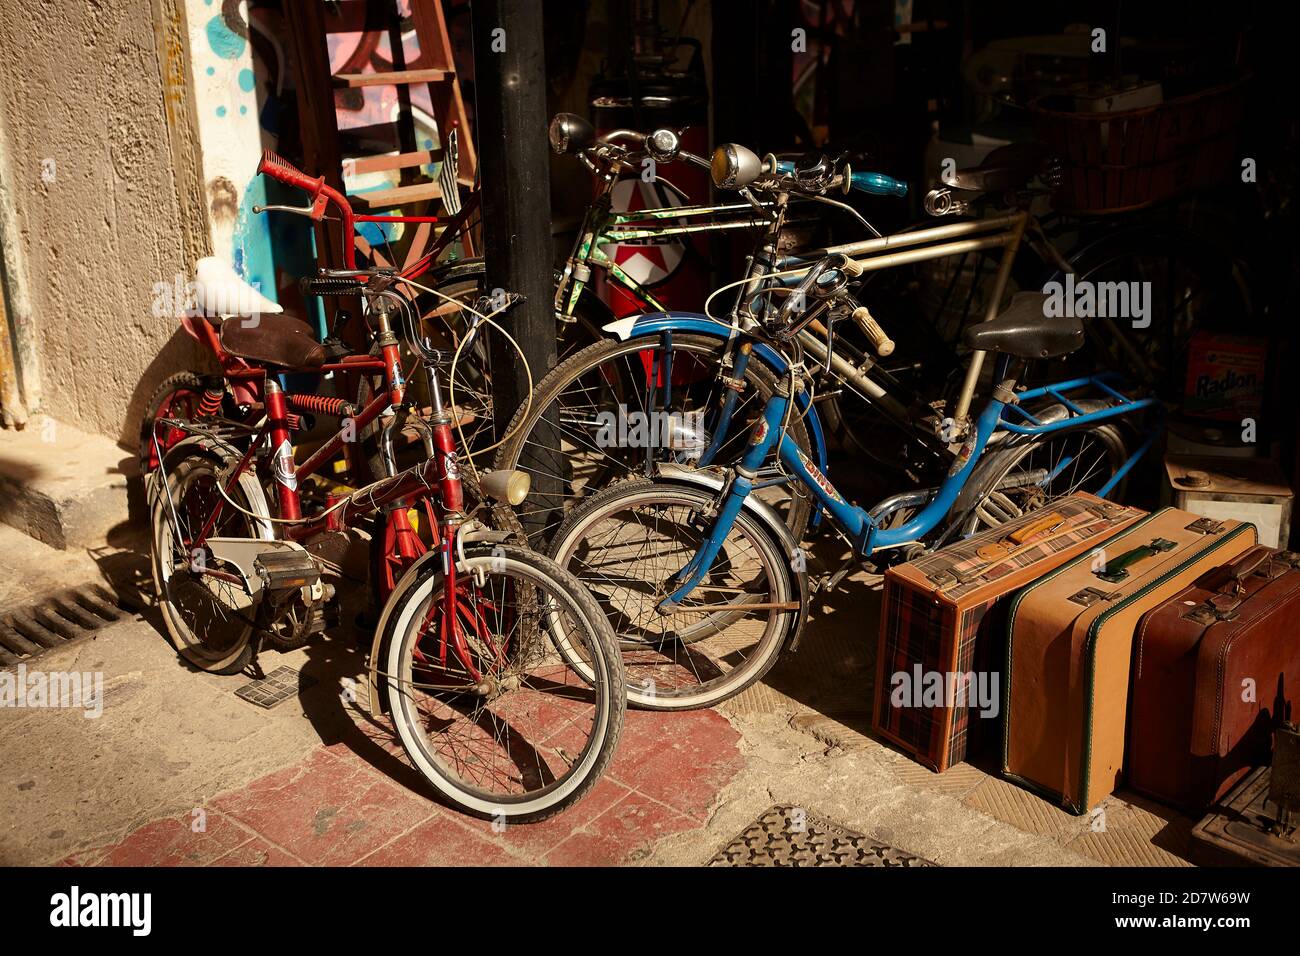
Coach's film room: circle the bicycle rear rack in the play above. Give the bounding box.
[998,373,1160,437]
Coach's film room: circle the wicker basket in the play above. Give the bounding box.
[1030,75,1250,215]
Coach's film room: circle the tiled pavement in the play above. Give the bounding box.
[59,709,745,867]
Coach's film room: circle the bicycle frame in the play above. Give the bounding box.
[660,368,1160,611]
[555,173,771,318]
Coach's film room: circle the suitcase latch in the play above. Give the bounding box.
[1186,517,1226,535]
[1185,598,1242,629]
[1069,586,1121,607]
[926,569,956,588]
[1087,502,1127,521]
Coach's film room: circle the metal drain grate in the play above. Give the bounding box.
[709,805,937,867]
[235,666,317,709]
[0,585,136,666]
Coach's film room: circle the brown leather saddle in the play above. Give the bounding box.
[218,312,326,369]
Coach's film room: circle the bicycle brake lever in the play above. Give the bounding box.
[252,202,317,217]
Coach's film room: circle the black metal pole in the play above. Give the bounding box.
[471,0,562,523]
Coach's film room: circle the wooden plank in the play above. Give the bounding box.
[351,182,444,209]
[334,68,453,88]
[410,0,478,181]
[344,150,442,175]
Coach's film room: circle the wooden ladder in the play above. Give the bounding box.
[284,0,477,269]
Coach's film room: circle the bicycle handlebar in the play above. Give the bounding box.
[768,158,907,199]
[255,150,357,269]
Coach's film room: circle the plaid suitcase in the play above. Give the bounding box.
[1003,510,1258,814]
[872,493,1145,772]
[1128,546,1300,810]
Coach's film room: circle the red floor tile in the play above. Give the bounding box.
[355,812,520,867]
[544,790,698,866]
[210,838,303,867]
[487,776,633,858]
[79,810,251,867]
[608,710,743,820]
[212,747,434,866]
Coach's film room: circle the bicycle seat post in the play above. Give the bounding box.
[952,210,1029,425]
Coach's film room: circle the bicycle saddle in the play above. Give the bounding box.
[945,142,1051,194]
[962,291,1084,359]
[219,313,326,369]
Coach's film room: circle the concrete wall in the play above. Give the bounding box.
[0,0,210,446]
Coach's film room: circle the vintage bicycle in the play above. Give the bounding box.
[490,134,1216,551]
[541,239,1161,710]
[145,151,626,821]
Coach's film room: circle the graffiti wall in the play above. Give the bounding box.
[185,0,314,317]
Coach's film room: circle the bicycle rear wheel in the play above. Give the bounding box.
[381,544,625,822]
[149,446,274,674]
[951,417,1130,538]
[493,333,814,549]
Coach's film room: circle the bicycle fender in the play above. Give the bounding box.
[601,312,830,475]
[150,435,274,542]
[656,463,810,652]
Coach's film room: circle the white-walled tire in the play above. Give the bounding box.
[149,446,274,675]
[547,481,797,711]
[382,545,625,822]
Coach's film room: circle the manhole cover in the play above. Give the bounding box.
[0,584,137,667]
[235,666,317,709]
[709,805,937,867]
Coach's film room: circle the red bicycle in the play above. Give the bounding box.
[145,152,625,821]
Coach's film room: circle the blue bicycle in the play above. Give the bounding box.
[543,249,1161,710]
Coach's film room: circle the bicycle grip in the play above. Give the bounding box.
[852,306,894,357]
[258,150,328,219]
[299,276,362,297]
[850,170,908,198]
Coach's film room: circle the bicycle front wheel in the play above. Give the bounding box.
[381,544,625,822]
[547,480,797,711]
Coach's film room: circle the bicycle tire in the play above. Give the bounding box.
[381,544,625,822]
[493,333,815,548]
[547,479,796,711]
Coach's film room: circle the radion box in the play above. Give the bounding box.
[1184,332,1267,421]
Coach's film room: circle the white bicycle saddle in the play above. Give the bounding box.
[194,256,283,318]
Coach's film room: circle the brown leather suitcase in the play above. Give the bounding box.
[1003,510,1258,814]
[873,494,1144,772]
[1128,546,1300,810]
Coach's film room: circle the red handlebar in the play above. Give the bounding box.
[257,150,356,269]
[258,150,323,196]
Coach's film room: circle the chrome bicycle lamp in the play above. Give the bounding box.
[711,143,764,189]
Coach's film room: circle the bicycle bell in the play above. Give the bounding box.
[646,128,681,164]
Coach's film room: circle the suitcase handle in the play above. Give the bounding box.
[1223,546,1283,588]
[1094,537,1177,583]
[974,511,1066,562]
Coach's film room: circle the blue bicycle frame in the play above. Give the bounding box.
[660,371,1159,612]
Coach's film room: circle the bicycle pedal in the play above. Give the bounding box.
[254,549,322,595]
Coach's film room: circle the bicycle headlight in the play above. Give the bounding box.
[711,143,762,189]
[548,113,594,155]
